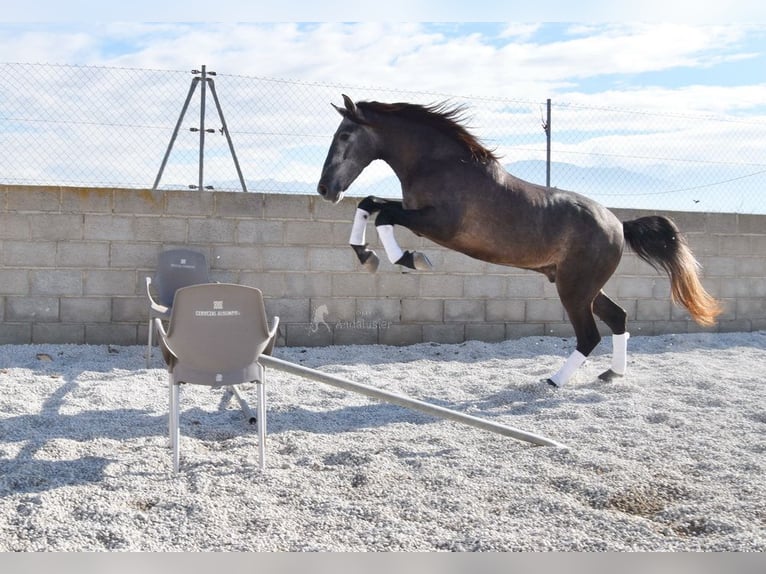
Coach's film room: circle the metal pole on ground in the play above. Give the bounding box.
[259,354,566,449]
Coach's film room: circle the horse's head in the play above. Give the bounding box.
[317,94,379,204]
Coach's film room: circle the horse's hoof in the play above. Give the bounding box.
[412,251,433,270]
[362,251,380,273]
[351,244,380,273]
[598,369,624,382]
[545,378,559,388]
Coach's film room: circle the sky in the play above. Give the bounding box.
[2,3,766,212]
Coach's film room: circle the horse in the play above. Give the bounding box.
[317,95,722,387]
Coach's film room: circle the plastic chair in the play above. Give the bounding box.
[154,283,279,472]
[145,248,210,367]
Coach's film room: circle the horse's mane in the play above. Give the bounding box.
[357,100,498,163]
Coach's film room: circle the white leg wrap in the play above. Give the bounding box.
[349,208,370,246]
[611,332,630,375]
[549,350,587,387]
[376,224,404,264]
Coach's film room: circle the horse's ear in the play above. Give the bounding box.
[332,94,362,123]
[342,94,357,115]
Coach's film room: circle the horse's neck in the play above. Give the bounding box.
[382,129,476,188]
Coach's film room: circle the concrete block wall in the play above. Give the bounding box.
[1,185,764,347]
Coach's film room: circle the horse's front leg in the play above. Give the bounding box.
[349,196,389,273]
[375,203,433,271]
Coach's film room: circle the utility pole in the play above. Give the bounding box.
[153,65,248,192]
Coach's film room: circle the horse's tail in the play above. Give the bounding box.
[623,216,722,326]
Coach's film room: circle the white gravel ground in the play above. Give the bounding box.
[0,331,764,551]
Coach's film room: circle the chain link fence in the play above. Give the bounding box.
[1,62,764,213]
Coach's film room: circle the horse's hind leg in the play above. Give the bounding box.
[593,291,629,381]
[547,268,603,387]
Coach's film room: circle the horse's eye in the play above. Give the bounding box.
[338,133,351,142]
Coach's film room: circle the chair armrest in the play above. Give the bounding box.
[264,316,280,356]
[153,317,178,368]
[145,276,170,315]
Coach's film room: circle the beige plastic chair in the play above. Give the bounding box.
[145,248,210,367]
[154,283,279,473]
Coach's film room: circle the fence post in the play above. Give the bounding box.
[545,98,551,188]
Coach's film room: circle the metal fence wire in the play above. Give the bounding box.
[1,62,765,214]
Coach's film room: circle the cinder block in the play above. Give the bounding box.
[33,323,85,344]
[0,213,30,240]
[0,323,32,344]
[84,215,134,241]
[133,216,188,243]
[719,235,751,256]
[215,191,263,218]
[188,218,238,243]
[615,276,656,299]
[165,190,215,216]
[311,298,356,323]
[308,246,358,272]
[264,297,310,323]
[736,298,766,319]
[286,221,336,245]
[463,275,507,298]
[7,188,60,212]
[401,298,443,323]
[333,326,379,346]
[237,220,284,245]
[379,324,423,346]
[420,274,463,298]
[85,324,138,345]
[356,298,401,323]
[444,299,485,322]
[57,242,109,268]
[112,296,147,322]
[60,297,112,323]
[486,299,525,322]
[108,243,156,269]
[111,188,161,214]
[84,270,136,296]
[284,323,332,347]
[375,272,420,298]
[704,213,738,234]
[466,323,506,342]
[505,323,545,339]
[240,272,286,296]
[260,246,307,272]
[636,299,671,321]
[331,273,377,297]
[423,323,465,344]
[525,299,564,322]
[737,257,766,277]
[506,276,545,298]
[6,296,59,322]
[738,214,766,235]
[1,269,29,295]
[31,270,82,296]
[28,214,82,241]
[264,194,314,220]
[212,245,261,271]
[4,241,57,267]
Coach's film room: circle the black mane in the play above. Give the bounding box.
[357,100,498,163]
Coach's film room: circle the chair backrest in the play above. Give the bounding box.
[165,283,273,378]
[154,249,210,306]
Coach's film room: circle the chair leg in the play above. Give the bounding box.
[256,379,266,472]
[170,380,180,473]
[146,318,153,368]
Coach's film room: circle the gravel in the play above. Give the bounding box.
[1,331,764,551]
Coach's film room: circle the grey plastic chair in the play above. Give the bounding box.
[145,248,210,367]
[154,283,279,473]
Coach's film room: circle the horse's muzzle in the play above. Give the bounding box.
[317,182,343,204]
